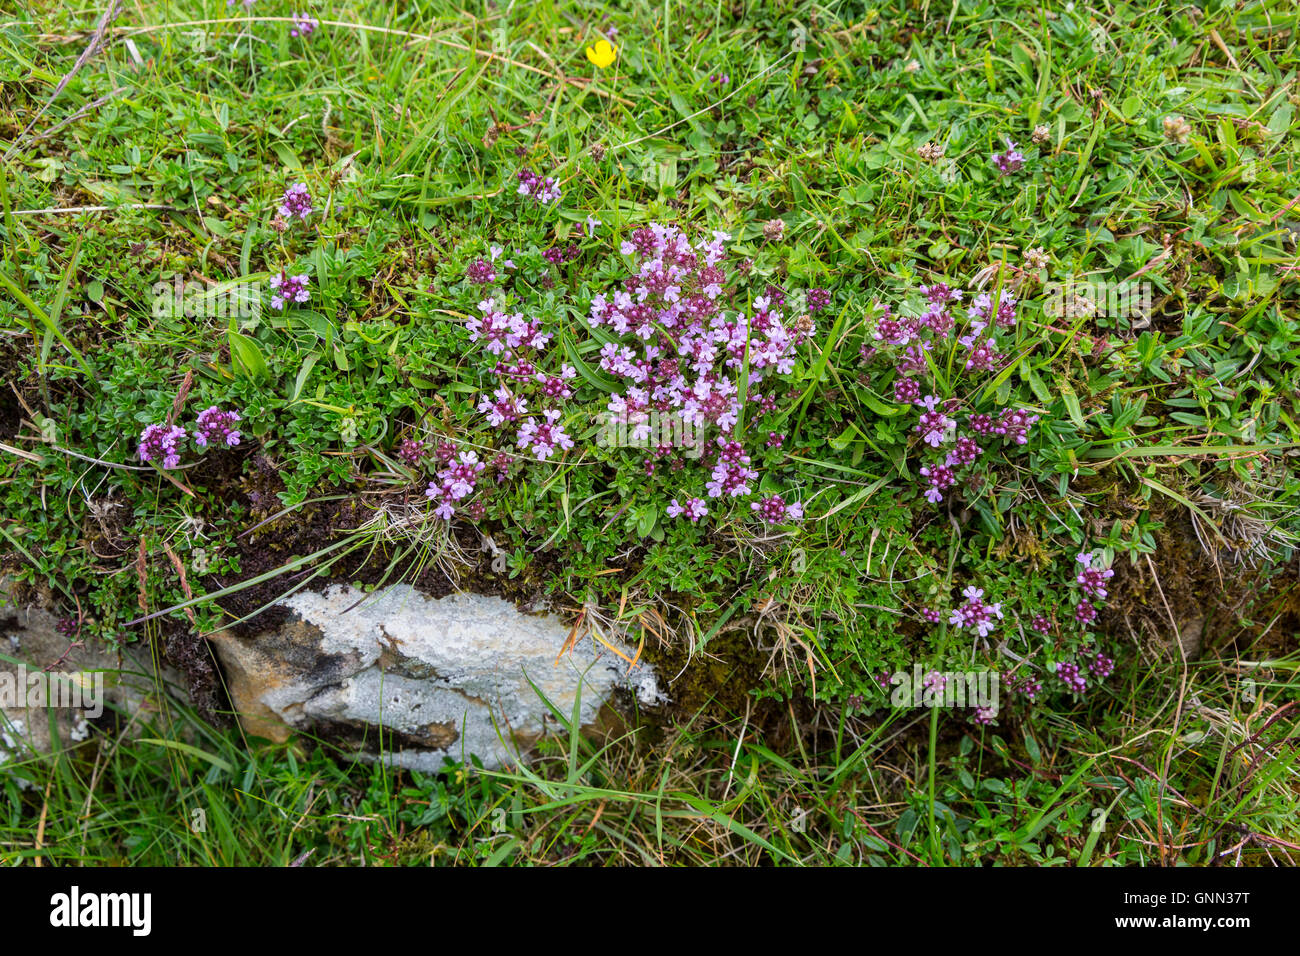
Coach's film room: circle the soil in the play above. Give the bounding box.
[1102,507,1300,660]
[0,369,20,442]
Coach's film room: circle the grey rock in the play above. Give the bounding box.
[0,592,185,784]
[208,584,663,770]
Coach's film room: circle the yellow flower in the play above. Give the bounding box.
[585,38,618,69]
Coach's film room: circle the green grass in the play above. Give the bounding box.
[1,0,1298,864]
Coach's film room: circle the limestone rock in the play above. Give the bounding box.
[0,594,184,784]
[208,584,663,770]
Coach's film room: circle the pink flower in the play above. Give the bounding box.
[278,183,313,220]
[991,138,1025,175]
[919,463,956,503]
[1075,551,1115,600]
[138,423,187,469]
[948,586,1004,637]
[193,406,242,448]
[667,497,709,522]
[517,409,573,461]
[424,451,486,520]
[269,270,310,309]
[915,396,954,447]
[1055,660,1087,694]
[751,494,804,524]
[516,168,561,205]
[944,436,982,467]
[478,386,527,427]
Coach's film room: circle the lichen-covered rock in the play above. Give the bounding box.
[0,591,184,785]
[208,584,662,770]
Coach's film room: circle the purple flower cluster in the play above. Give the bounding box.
[458,286,581,464]
[751,494,804,524]
[517,409,575,461]
[923,670,948,694]
[1076,551,1115,600]
[516,168,561,205]
[702,438,754,497]
[666,497,708,522]
[997,408,1039,445]
[948,585,1004,638]
[860,281,1040,506]
[193,406,242,448]
[138,423,188,470]
[1003,671,1042,703]
[270,270,310,309]
[454,224,815,527]
[1040,643,1116,699]
[1087,651,1114,679]
[491,452,514,484]
[138,404,243,469]
[542,244,581,265]
[894,377,921,404]
[478,385,528,427]
[945,435,982,467]
[967,407,1040,445]
[278,183,313,221]
[466,297,552,356]
[396,438,425,467]
[466,245,515,286]
[1000,551,1119,705]
[290,13,318,39]
[465,258,496,285]
[425,450,485,520]
[806,288,831,313]
[1072,550,1114,627]
[991,138,1025,175]
[587,224,811,525]
[914,395,955,448]
[536,365,576,399]
[919,463,955,503]
[1055,660,1087,694]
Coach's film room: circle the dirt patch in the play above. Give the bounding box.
[0,370,20,442]
[160,618,227,726]
[205,472,589,638]
[1102,506,1299,660]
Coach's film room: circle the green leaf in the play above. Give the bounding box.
[1024,367,1053,404]
[228,330,270,382]
[136,738,234,773]
[561,332,618,393]
[290,351,320,400]
[1059,384,1085,430]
